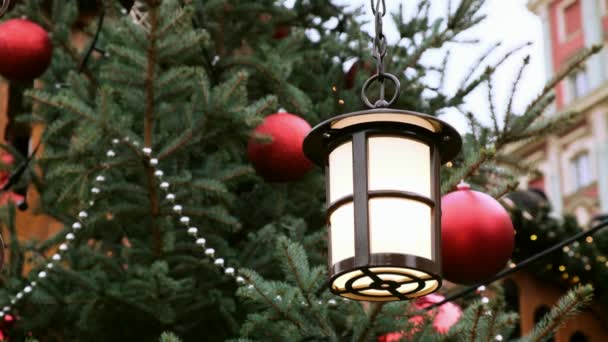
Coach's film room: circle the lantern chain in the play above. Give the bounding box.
[362,0,400,109]
[0,0,10,18]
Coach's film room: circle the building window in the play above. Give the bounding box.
[571,152,592,190]
[563,1,582,36]
[568,68,589,100]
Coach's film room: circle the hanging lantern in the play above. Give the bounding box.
[302,0,462,302]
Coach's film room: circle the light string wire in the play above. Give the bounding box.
[422,218,608,312]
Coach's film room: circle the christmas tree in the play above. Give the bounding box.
[0,0,600,341]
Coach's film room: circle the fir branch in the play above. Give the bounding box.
[521,285,593,342]
[37,13,97,88]
[524,44,601,116]
[488,179,519,199]
[469,304,484,342]
[157,5,193,39]
[487,75,499,135]
[26,92,141,155]
[278,239,333,337]
[159,332,182,342]
[483,307,499,342]
[504,55,531,129]
[459,41,501,89]
[513,110,579,141]
[356,303,385,342]
[240,272,308,332]
[221,57,309,115]
[443,148,495,193]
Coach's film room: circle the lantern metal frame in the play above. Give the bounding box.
[303,108,462,301]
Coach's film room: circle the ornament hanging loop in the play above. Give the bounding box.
[0,0,11,18]
[362,0,400,108]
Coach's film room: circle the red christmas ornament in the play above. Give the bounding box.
[378,293,462,341]
[272,25,291,40]
[441,183,515,284]
[247,112,312,182]
[0,313,16,341]
[0,19,53,81]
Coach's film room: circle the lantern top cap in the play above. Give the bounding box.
[303,108,462,165]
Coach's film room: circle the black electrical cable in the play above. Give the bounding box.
[78,10,105,73]
[1,141,41,193]
[422,218,608,312]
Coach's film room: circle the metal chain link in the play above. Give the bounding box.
[370,0,386,16]
[0,0,11,18]
[362,0,400,109]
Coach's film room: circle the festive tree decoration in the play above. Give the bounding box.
[0,19,52,81]
[272,24,290,40]
[247,112,313,182]
[378,293,462,341]
[441,182,515,284]
[0,314,16,341]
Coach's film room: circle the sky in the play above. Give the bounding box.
[331,0,546,134]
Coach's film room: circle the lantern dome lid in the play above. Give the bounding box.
[303,108,462,165]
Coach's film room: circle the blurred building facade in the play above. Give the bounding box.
[503,2,608,341]
[514,0,608,225]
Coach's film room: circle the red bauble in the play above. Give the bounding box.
[0,19,53,81]
[0,313,16,340]
[272,25,291,40]
[378,293,462,341]
[441,183,515,284]
[247,112,312,182]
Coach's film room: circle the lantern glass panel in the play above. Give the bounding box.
[367,136,431,196]
[329,202,355,265]
[329,141,353,202]
[368,198,432,259]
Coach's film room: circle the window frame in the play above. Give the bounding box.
[570,151,592,191]
[557,0,582,42]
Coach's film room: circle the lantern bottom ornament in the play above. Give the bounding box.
[304,109,462,301]
[331,259,441,301]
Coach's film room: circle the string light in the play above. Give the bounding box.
[585,264,592,271]
[0,138,344,316]
[572,276,580,283]
[562,246,570,253]
[558,265,566,272]
[331,85,337,92]
[446,161,453,168]
[562,273,569,279]
[338,99,345,105]
[530,234,538,241]
[586,236,594,243]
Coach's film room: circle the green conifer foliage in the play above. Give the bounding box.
[0,0,598,341]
